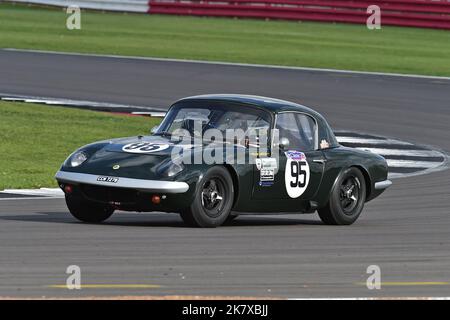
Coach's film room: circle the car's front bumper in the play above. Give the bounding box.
[55,171,189,193]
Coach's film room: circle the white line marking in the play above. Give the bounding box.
[1,188,64,197]
[288,297,450,300]
[3,48,450,81]
[0,93,165,112]
[1,97,29,101]
[0,197,62,201]
[336,136,412,145]
[25,99,56,103]
[354,148,444,157]
[386,159,444,168]
[132,111,166,117]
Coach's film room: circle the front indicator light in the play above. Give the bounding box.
[151,195,161,204]
[64,185,73,194]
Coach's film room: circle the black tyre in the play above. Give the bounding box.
[318,167,366,225]
[180,166,234,227]
[66,196,114,223]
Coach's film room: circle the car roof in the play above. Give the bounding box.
[174,94,339,147]
[176,94,321,116]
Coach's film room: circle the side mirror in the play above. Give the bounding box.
[279,137,290,150]
[150,126,159,134]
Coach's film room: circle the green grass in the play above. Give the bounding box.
[1,3,449,76]
[0,101,161,189]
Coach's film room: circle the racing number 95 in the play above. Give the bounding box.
[285,157,310,198]
[126,143,160,152]
[290,161,307,188]
[122,142,170,154]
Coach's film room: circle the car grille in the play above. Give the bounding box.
[80,185,140,204]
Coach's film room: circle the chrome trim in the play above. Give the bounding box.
[374,179,392,190]
[55,171,189,193]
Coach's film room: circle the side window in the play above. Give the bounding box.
[276,113,317,151]
[297,113,316,150]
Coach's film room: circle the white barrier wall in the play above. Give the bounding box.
[8,0,149,12]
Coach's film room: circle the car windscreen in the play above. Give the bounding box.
[156,100,272,143]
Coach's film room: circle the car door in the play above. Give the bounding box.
[252,112,326,202]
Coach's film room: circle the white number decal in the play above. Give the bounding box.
[285,158,310,198]
[122,142,170,153]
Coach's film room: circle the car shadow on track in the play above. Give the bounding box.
[0,211,324,227]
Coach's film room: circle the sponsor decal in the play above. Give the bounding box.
[112,164,120,170]
[255,157,278,170]
[259,170,274,186]
[260,169,275,182]
[259,181,274,187]
[122,142,170,154]
[284,151,310,198]
[285,150,306,161]
[255,158,262,171]
[256,158,278,187]
[97,176,119,183]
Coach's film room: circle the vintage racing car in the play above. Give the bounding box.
[55,94,391,227]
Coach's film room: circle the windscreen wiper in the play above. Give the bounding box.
[153,131,172,137]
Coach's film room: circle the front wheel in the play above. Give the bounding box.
[318,167,366,225]
[66,196,114,223]
[180,166,234,227]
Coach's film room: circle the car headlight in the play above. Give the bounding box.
[167,162,184,177]
[69,151,88,167]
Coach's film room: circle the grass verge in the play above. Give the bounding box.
[0,101,160,189]
[0,3,449,76]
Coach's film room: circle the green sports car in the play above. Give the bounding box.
[55,94,391,227]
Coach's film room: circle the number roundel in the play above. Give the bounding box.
[284,151,310,198]
[122,142,170,153]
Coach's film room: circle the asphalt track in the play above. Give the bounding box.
[1,49,450,298]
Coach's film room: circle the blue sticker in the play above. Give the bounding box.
[285,150,306,161]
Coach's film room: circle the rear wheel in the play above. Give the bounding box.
[66,196,114,223]
[180,166,234,227]
[318,167,366,225]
